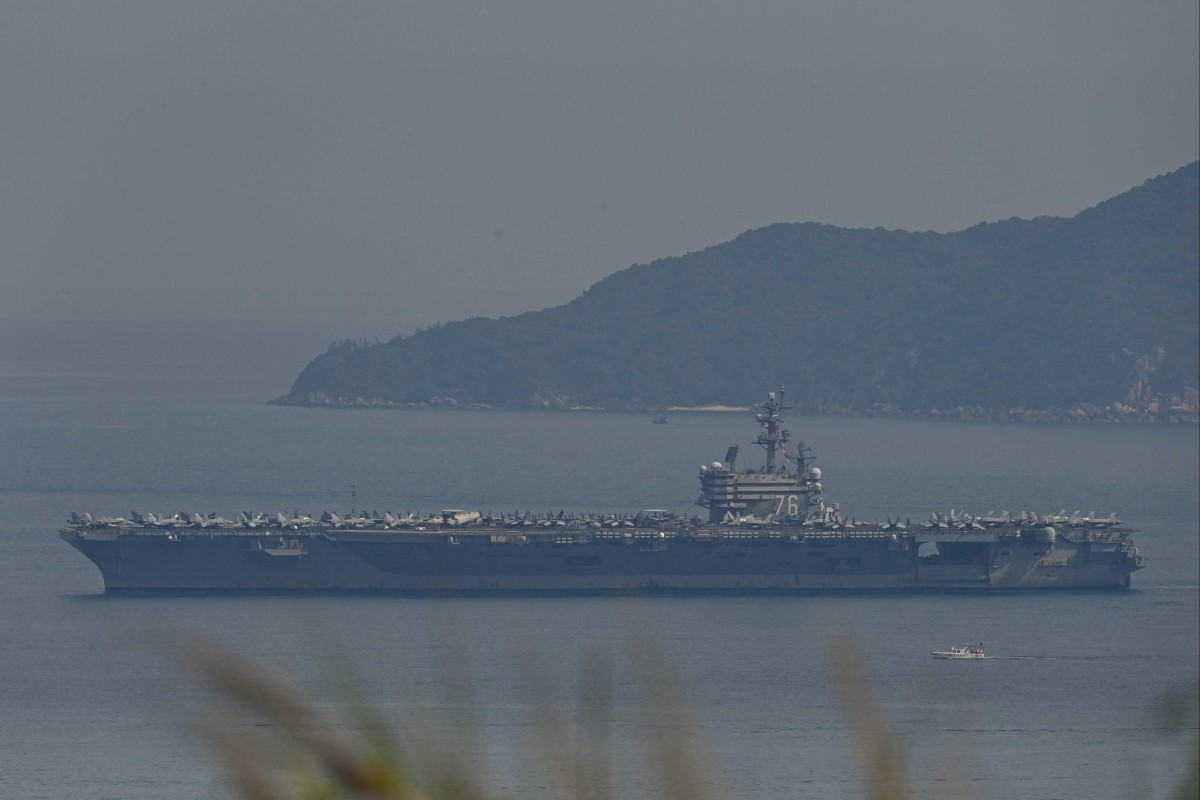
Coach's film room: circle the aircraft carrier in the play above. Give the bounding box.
[59,388,1147,591]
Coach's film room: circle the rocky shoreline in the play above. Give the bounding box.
[268,390,1199,423]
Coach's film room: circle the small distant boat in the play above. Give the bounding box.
[652,416,669,424]
[932,640,987,659]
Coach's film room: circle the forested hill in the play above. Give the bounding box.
[275,163,1199,420]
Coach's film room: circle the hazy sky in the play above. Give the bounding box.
[3,1,1197,343]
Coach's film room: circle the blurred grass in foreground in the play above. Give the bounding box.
[1155,685,1200,800]
[178,636,1198,800]
[179,634,716,800]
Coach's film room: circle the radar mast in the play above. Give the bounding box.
[755,386,792,473]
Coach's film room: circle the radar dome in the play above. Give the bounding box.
[808,468,822,480]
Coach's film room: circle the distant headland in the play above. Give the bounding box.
[270,163,1199,422]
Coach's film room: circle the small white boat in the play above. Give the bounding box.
[932,640,987,659]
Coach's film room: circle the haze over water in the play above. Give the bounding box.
[2,3,1196,796]
[0,324,1196,799]
[4,2,1197,338]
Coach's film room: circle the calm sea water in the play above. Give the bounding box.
[0,323,1196,799]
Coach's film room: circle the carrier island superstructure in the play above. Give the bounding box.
[59,387,1146,591]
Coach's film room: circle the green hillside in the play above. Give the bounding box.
[276,163,1199,419]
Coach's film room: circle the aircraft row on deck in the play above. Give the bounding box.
[65,507,1123,533]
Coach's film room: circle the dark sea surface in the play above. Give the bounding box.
[0,322,1196,799]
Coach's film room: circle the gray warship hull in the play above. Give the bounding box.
[60,524,1142,592]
